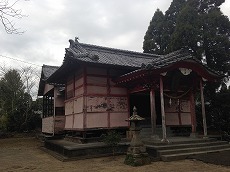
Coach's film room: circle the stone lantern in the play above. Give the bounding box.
[124,106,151,166]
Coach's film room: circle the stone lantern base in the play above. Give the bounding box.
[124,131,151,166]
[124,152,151,166]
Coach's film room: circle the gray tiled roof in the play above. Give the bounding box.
[141,49,220,76]
[47,38,221,85]
[38,65,59,96]
[65,38,161,68]
[42,65,59,80]
[116,49,221,82]
[141,49,195,69]
[66,39,220,76]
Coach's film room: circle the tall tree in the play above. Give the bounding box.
[143,9,165,54]
[0,69,25,114]
[0,69,41,131]
[143,0,187,54]
[143,0,230,87]
[169,1,202,56]
[0,69,25,130]
[163,0,187,53]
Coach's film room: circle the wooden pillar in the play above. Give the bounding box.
[107,68,111,128]
[150,89,158,139]
[83,66,87,129]
[160,76,168,142]
[53,89,56,136]
[200,79,208,137]
[190,90,197,137]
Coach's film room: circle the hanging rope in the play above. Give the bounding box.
[163,88,192,99]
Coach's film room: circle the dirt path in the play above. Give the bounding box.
[0,137,230,172]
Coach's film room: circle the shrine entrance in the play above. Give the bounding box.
[129,92,162,128]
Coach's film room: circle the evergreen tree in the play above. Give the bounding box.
[0,69,41,132]
[164,0,187,53]
[143,0,187,54]
[143,9,165,54]
[0,69,25,114]
[170,1,202,55]
[143,0,230,88]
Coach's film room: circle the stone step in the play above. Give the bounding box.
[144,137,216,146]
[158,144,230,156]
[161,147,230,162]
[148,140,228,150]
[145,137,230,162]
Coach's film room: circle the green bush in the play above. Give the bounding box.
[102,130,121,156]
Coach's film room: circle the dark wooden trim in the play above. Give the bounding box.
[87,74,108,77]
[83,66,87,129]
[190,90,196,133]
[200,78,207,137]
[160,76,167,141]
[107,68,111,128]
[178,100,182,125]
[150,89,157,136]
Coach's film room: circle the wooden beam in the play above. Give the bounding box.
[200,79,208,137]
[107,68,110,128]
[160,76,168,142]
[83,66,87,129]
[150,89,159,139]
[190,90,196,134]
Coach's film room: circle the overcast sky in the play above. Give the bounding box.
[1,0,230,70]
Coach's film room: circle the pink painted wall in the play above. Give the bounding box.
[63,66,129,131]
[110,112,129,127]
[65,115,73,129]
[42,116,65,134]
[86,113,108,128]
[74,97,83,113]
[65,100,74,115]
[42,116,54,134]
[73,113,84,129]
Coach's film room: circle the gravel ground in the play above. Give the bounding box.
[0,137,230,172]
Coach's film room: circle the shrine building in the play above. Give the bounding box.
[38,38,221,141]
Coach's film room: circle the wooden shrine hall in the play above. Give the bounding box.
[39,38,221,141]
[115,51,220,141]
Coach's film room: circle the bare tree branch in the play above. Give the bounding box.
[0,0,26,34]
[19,66,40,98]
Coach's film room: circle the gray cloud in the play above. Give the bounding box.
[1,0,229,69]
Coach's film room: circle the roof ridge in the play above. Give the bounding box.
[79,42,160,59]
[42,64,59,68]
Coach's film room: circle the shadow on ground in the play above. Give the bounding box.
[189,150,230,166]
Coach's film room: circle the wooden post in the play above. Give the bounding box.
[160,76,168,142]
[200,79,208,137]
[150,89,159,139]
[83,66,87,129]
[53,89,56,136]
[190,90,197,137]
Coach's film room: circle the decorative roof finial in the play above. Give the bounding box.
[75,37,79,43]
[69,39,75,48]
